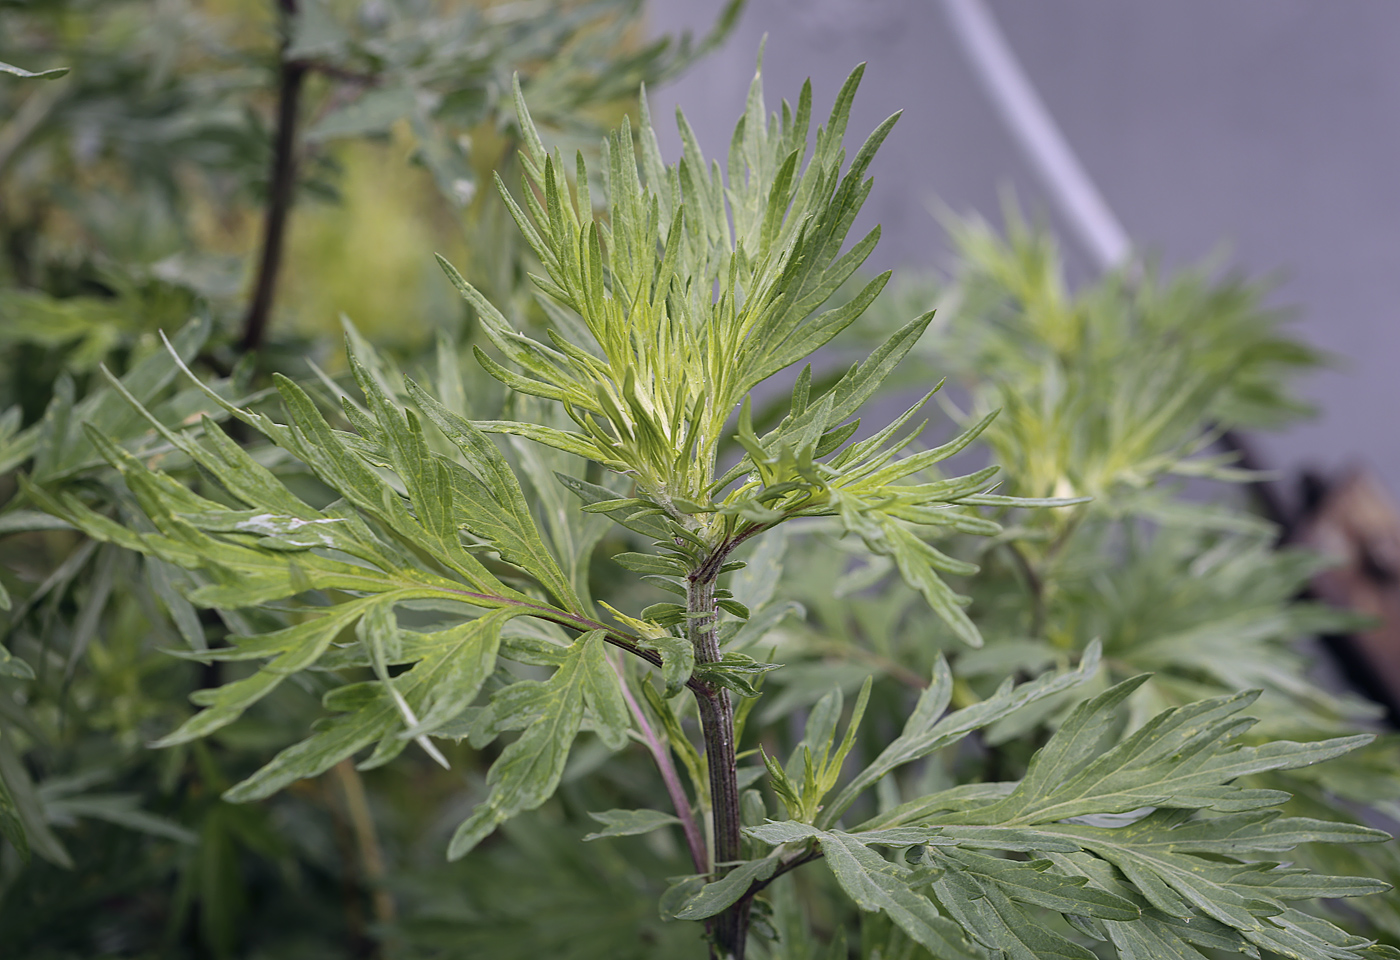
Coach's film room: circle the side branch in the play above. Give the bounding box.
[613,657,709,875]
[432,585,711,694]
[1003,540,1046,639]
[749,847,823,898]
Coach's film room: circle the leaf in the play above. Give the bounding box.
[226,609,515,802]
[0,737,29,862]
[762,313,934,451]
[405,377,578,609]
[0,510,76,534]
[692,652,781,698]
[0,731,70,868]
[1107,810,1390,856]
[0,641,34,680]
[932,867,1097,960]
[958,680,1373,826]
[583,808,681,841]
[225,685,398,803]
[333,361,498,589]
[729,526,788,612]
[144,558,206,651]
[46,793,197,845]
[285,0,349,58]
[398,610,512,739]
[611,551,686,575]
[448,631,603,859]
[659,874,710,923]
[1049,851,1246,960]
[935,848,1139,921]
[578,630,632,750]
[153,596,391,747]
[1046,812,1389,936]
[881,520,982,647]
[506,415,614,606]
[643,633,695,698]
[824,642,1100,827]
[0,60,69,80]
[556,472,669,539]
[768,677,873,822]
[748,820,949,849]
[816,829,983,960]
[675,857,779,920]
[857,676,1393,960]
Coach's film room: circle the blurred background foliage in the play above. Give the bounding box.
[1,1,1396,958]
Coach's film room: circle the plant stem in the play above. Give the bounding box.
[431,585,712,693]
[332,759,397,954]
[1004,540,1046,639]
[611,656,709,875]
[688,562,748,959]
[747,847,824,898]
[240,0,306,354]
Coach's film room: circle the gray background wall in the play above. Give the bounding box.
[647,0,1400,507]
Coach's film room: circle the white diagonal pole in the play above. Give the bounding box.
[939,0,1132,272]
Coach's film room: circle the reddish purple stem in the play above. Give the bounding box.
[611,657,709,875]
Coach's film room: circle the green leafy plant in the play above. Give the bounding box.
[20,57,1398,960]
[1,3,741,955]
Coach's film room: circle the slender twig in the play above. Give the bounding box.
[1003,540,1046,639]
[332,760,397,948]
[747,847,824,899]
[240,0,307,353]
[428,584,711,694]
[611,655,709,875]
[322,774,371,955]
[292,59,380,86]
[811,635,930,691]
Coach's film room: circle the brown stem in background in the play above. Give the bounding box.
[332,760,397,940]
[323,767,370,956]
[240,0,306,354]
[818,636,930,691]
[293,59,379,86]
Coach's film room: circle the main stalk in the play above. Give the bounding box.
[688,561,749,959]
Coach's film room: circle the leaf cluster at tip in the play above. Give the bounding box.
[444,63,1078,646]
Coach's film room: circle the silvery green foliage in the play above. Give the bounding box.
[26,62,1396,960]
[755,215,1400,953]
[786,211,1400,944]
